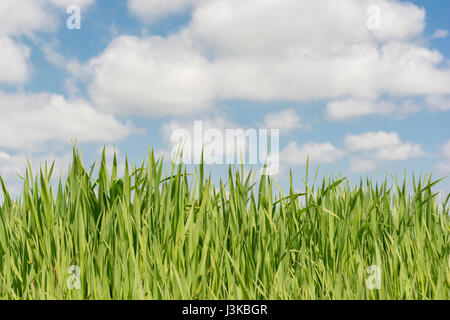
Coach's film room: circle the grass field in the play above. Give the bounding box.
[0,147,448,300]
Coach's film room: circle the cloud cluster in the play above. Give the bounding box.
[426,95,450,111]
[344,131,425,160]
[325,99,421,120]
[47,0,94,9]
[0,92,132,151]
[260,109,303,134]
[83,0,450,116]
[278,131,426,173]
[344,131,426,172]
[0,36,30,84]
[158,113,427,174]
[431,29,448,40]
[281,142,346,166]
[127,0,203,21]
[88,35,216,115]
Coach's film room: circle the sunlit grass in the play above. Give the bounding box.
[0,147,448,299]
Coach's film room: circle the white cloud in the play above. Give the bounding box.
[161,116,237,139]
[0,0,54,37]
[88,0,450,116]
[261,109,303,133]
[345,131,428,173]
[127,0,202,21]
[375,143,425,161]
[345,131,402,152]
[0,91,132,151]
[209,42,450,103]
[47,0,95,9]
[0,36,30,84]
[368,0,425,41]
[345,131,426,161]
[431,29,448,40]
[326,99,395,120]
[88,35,216,116]
[326,98,422,120]
[128,0,426,44]
[426,95,450,111]
[190,0,425,56]
[281,141,345,165]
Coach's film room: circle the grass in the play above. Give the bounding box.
[0,147,448,300]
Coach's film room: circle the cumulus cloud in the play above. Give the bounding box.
[426,95,450,111]
[326,98,421,120]
[343,131,428,173]
[345,131,426,161]
[0,0,54,37]
[86,0,450,117]
[431,29,448,40]
[208,42,450,103]
[346,131,400,151]
[47,0,95,9]
[190,0,425,55]
[0,91,132,151]
[127,0,203,21]
[88,35,216,116]
[281,142,345,166]
[260,109,303,133]
[0,36,30,84]
[326,99,396,120]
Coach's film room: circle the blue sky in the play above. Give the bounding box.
[0,0,449,196]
